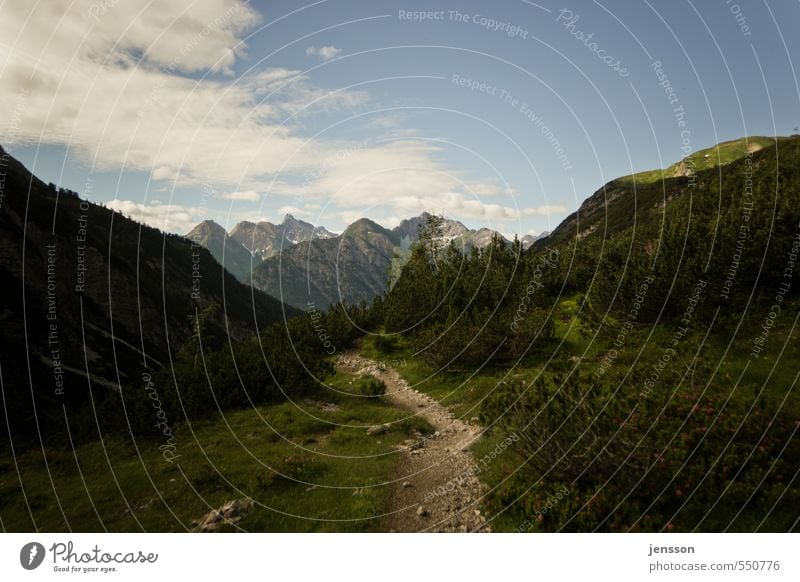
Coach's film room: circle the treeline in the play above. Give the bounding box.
[369,215,556,370]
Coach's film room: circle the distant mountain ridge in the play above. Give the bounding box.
[228,214,337,262]
[185,219,258,282]
[188,212,517,309]
[393,213,469,245]
[185,214,338,283]
[521,232,549,250]
[252,218,401,309]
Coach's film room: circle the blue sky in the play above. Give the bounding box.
[3,0,799,237]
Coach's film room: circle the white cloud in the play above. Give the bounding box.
[305,45,342,61]
[382,192,564,222]
[266,139,563,228]
[10,0,259,76]
[521,205,568,217]
[332,209,369,227]
[220,190,260,201]
[0,1,366,190]
[107,200,203,234]
[277,205,311,218]
[466,182,516,197]
[0,0,561,234]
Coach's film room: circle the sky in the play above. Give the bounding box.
[2,0,799,238]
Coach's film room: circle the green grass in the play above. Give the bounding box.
[552,295,600,353]
[0,371,432,532]
[619,136,776,185]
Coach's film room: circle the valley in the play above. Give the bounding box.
[3,4,800,580]
[2,135,799,533]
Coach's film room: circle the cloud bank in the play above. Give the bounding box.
[0,0,558,233]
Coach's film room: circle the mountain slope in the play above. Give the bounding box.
[230,220,289,260]
[0,145,299,443]
[251,218,400,309]
[229,215,337,261]
[521,232,548,250]
[393,213,469,244]
[282,214,337,243]
[185,219,259,281]
[539,136,780,247]
[393,212,511,251]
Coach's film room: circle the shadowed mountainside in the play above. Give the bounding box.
[0,145,299,443]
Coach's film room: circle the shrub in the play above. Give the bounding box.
[360,377,387,397]
[480,359,800,532]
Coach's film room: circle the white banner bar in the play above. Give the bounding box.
[0,533,795,581]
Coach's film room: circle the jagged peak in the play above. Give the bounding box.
[282,213,308,225]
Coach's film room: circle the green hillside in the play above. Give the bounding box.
[542,136,782,247]
[619,136,777,185]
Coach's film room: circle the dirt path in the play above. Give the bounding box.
[337,351,490,532]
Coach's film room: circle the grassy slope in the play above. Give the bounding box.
[0,372,431,532]
[618,136,776,185]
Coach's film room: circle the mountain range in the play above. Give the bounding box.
[184,214,337,281]
[230,214,337,260]
[186,136,779,310]
[188,212,532,309]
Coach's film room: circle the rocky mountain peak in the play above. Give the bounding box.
[189,219,226,236]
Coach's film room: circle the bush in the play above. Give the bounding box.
[480,359,800,532]
[360,377,387,397]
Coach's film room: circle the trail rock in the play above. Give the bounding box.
[191,498,254,532]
